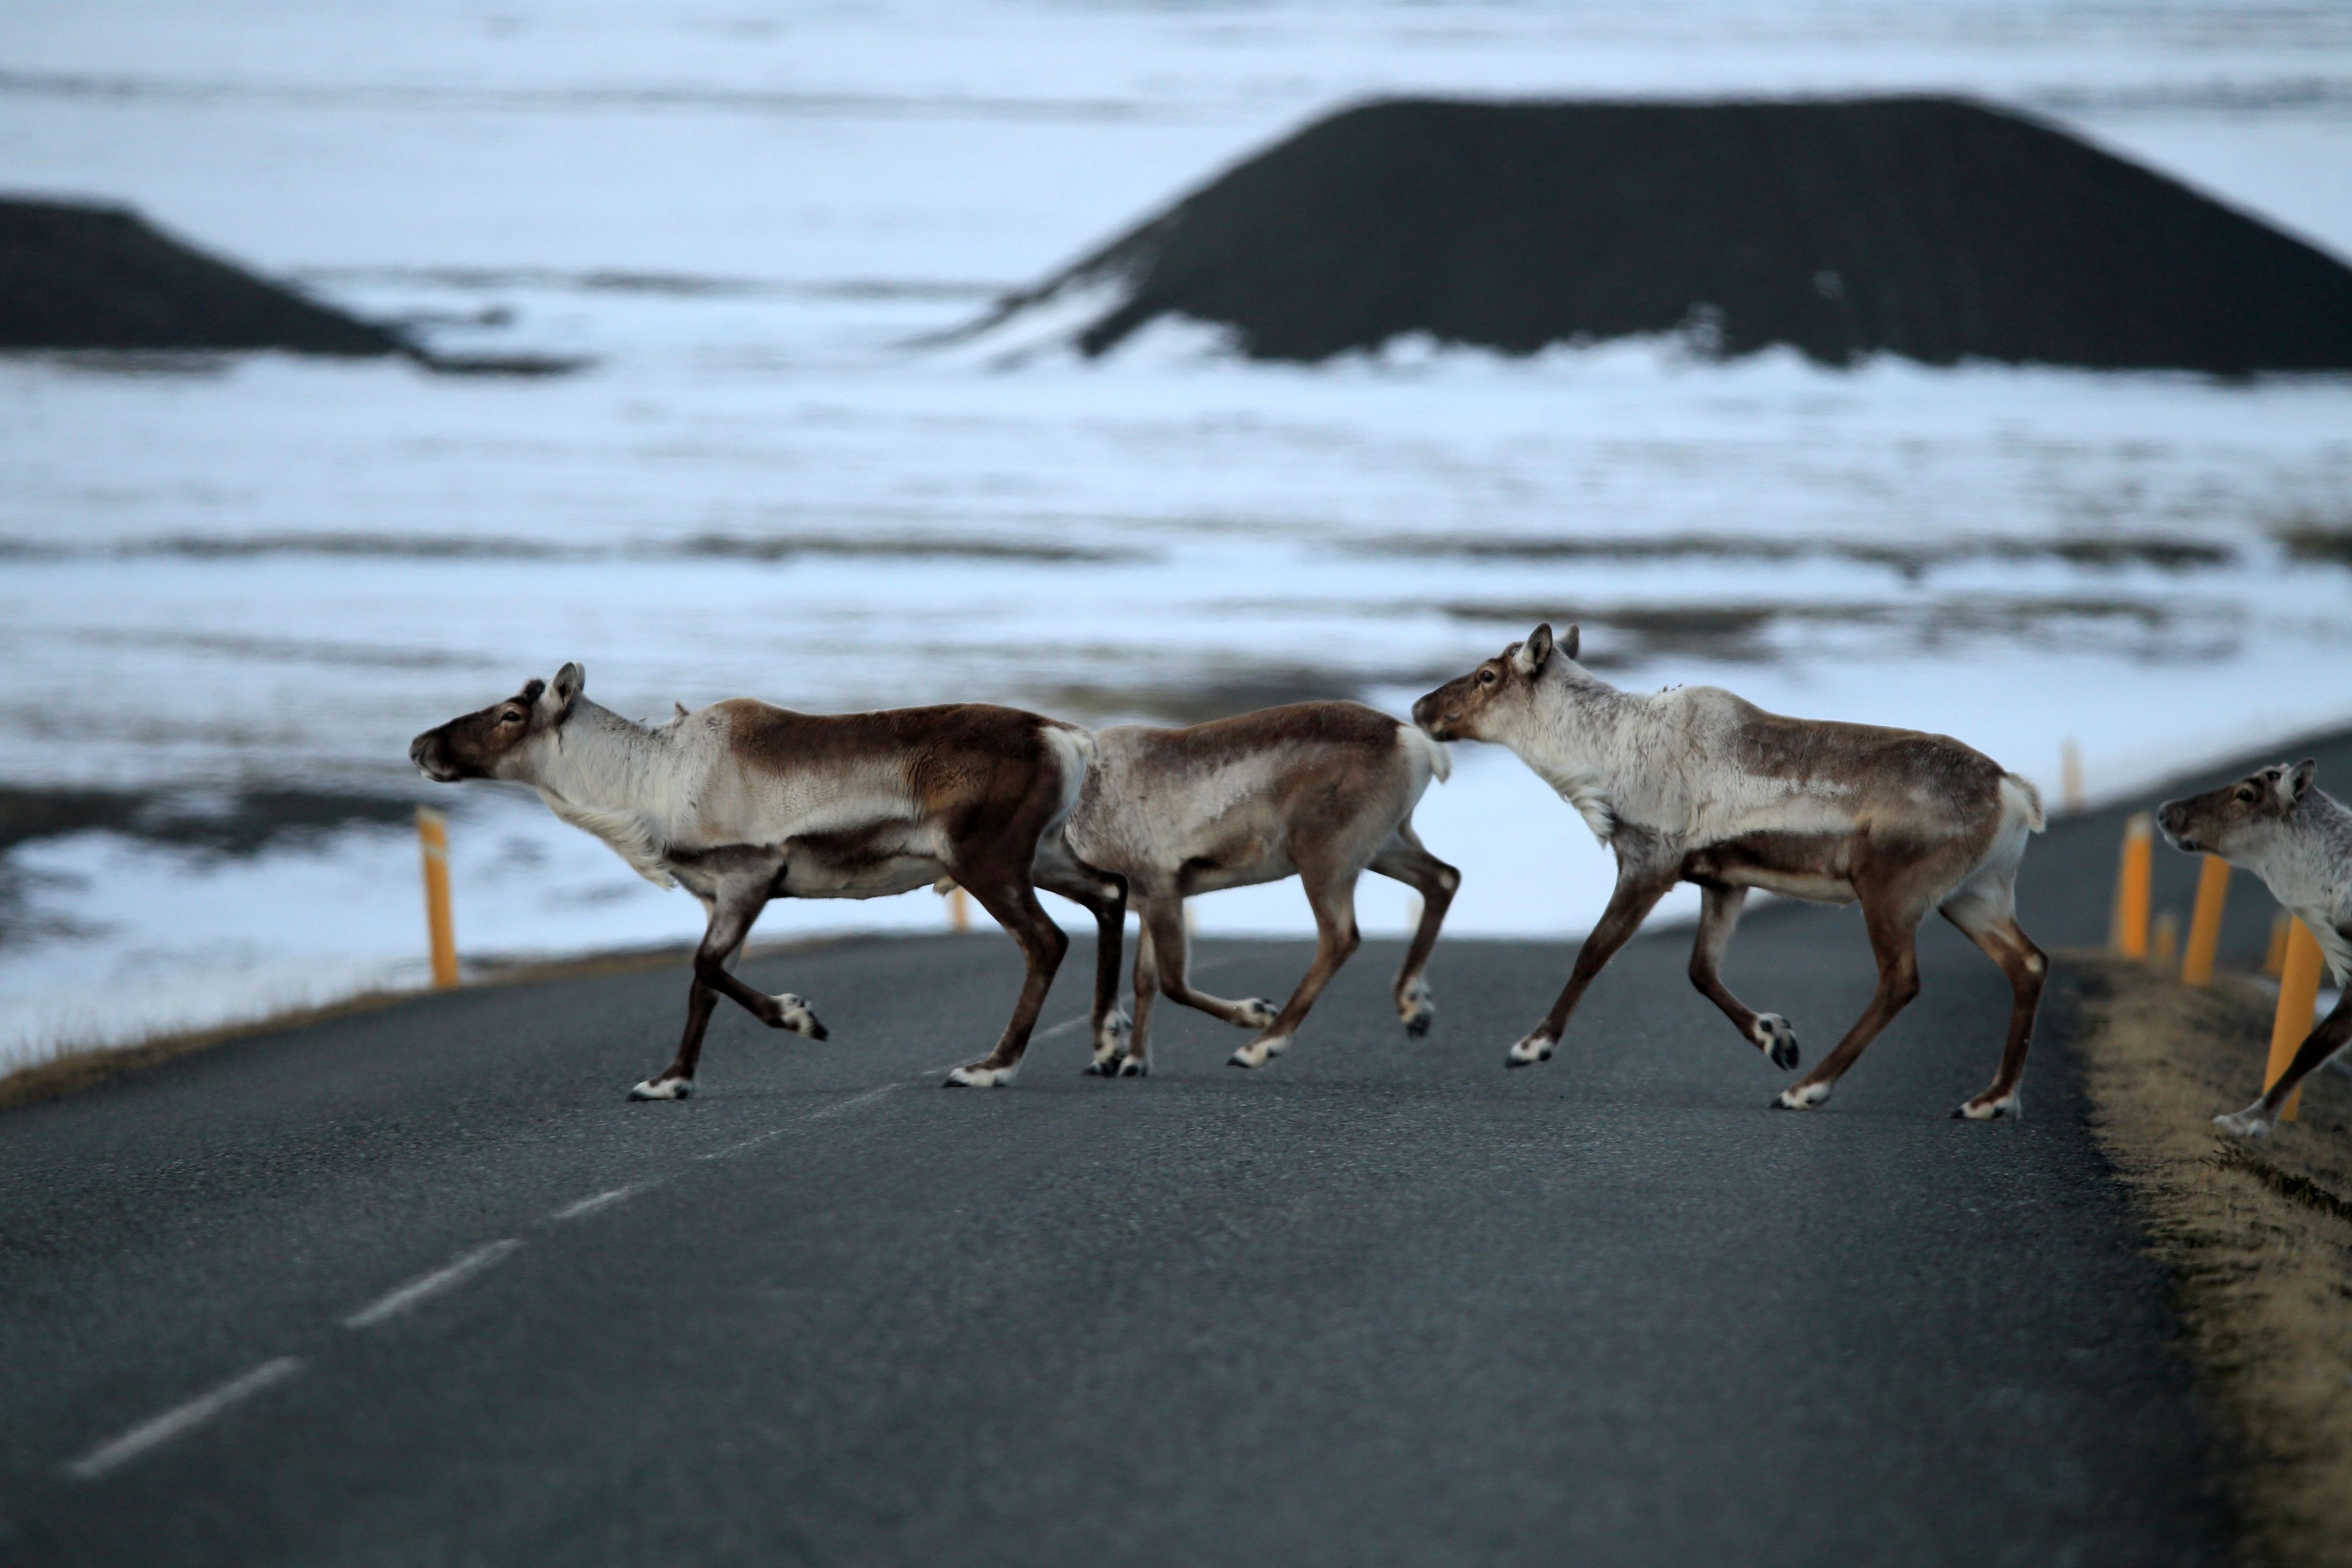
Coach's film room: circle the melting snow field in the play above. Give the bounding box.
[3,0,2351,1069]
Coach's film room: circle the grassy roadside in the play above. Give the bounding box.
[0,934,875,1115]
[2062,954,2352,1567]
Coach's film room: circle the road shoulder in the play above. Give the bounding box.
[2062,955,2352,1568]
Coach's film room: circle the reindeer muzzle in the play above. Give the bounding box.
[410,731,459,783]
[1411,694,1450,740]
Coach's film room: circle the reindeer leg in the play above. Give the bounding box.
[630,884,820,1101]
[2217,986,2352,1138]
[1116,908,1162,1078]
[680,871,828,1039]
[1772,881,1926,1111]
[1035,842,1131,1074]
[941,869,1068,1090]
[1140,895,1280,1033]
[1370,821,1460,1038]
[1940,876,2046,1121]
[633,968,722,1102]
[1230,858,1363,1069]
[1510,849,1676,1068]
[1688,884,1799,1071]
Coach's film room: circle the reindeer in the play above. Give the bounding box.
[1413,624,2048,1118]
[1062,702,1460,1076]
[2158,760,2352,1137]
[409,664,1129,1098]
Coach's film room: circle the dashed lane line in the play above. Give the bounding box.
[64,1357,305,1482]
[693,1077,920,1160]
[696,1128,790,1161]
[550,1185,640,1222]
[806,1082,900,1119]
[59,971,1274,1483]
[342,1239,524,1331]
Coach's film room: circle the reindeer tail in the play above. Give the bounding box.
[1040,722,1097,829]
[2001,774,2046,834]
[1404,723,1453,785]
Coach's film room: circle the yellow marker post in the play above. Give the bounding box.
[416,806,458,989]
[2266,919,2325,1123]
[2263,913,2290,979]
[2150,910,2179,970]
[948,884,971,933]
[2060,738,2086,814]
[2179,855,2230,987]
[2111,813,2153,959]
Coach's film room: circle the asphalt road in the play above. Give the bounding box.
[10,731,2350,1566]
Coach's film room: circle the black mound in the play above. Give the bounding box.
[997,96,2352,372]
[0,197,404,356]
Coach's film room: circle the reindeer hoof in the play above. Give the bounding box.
[1772,1082,1831,1111]
[628,1076,693,1101]
[1114,1055,1148,1079]
[1080,1058,1112,1076]
[943,1063,1016,1088]
[1228,1038,1284,1069]
[1399,980,1436,1037]
[1095,1009,1133,1055]
[770,993,827,1040]
[1956,1090,2022,1121]
[1235,998,1279,1030]
[1504,1035,1555,1069]
[1752,1014,1800,1071]
[2213,1105,2275,1139]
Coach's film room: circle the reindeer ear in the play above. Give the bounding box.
[1515,623,1555,676]
[2285,759,2316,805]
[551,662,585,715]
[1561,624,1580,662]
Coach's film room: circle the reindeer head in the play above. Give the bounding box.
[1412,624,1579,744]
[410,663,586,783]
[2157,760,2317,856]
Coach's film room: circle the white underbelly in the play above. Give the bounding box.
[1186,852,1295,896]
[788,854,948,900]
[1727,867,1857,905]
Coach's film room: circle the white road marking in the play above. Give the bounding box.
[807,1083,899,1119]
[59,947,1274,1485]
[343,1239,523,1330]
[695,1128,787,1161]
[694,1080,911,1156]
[65,1357,304,1482]
[551,1186,638,1221]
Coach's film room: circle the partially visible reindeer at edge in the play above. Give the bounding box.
[1413,623,2047,1118]
[409,664,1129,1098]
[1064,702,1460,1076]
[2160,760,2352,1137]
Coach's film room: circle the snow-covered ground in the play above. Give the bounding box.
[3,0,2350,1068]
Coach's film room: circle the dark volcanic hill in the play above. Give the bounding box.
[974,96,2352,373]
[1,197,404,356]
